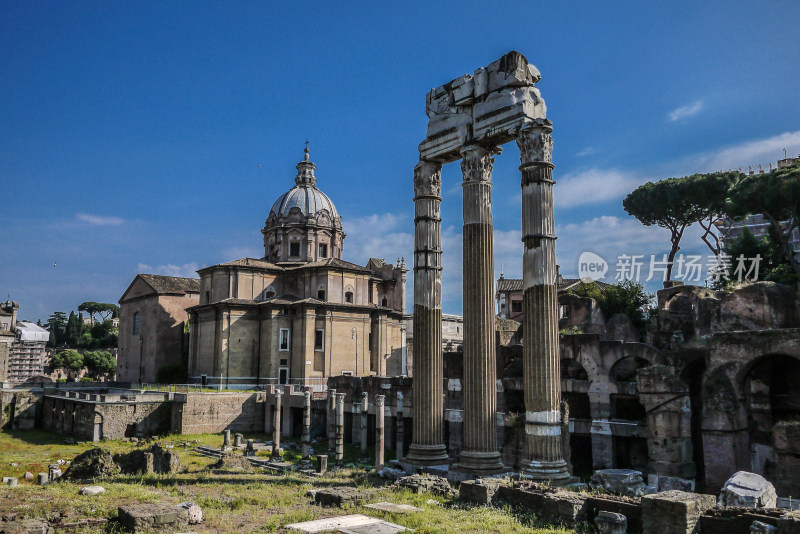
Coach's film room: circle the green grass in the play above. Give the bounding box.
[0,429,577,533]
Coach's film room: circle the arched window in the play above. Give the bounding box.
[133,312,140,335]
[265,291,276,298]
[318,288,326,301]
[381,296,388,307]
[345,291,353,303]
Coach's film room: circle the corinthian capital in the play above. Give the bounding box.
[413,160,443,197]
[460,145,494,183]
[516,127,553,165]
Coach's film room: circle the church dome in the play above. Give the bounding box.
[262,146,345,264]
[270,183,338,219]
[268,147,338,219]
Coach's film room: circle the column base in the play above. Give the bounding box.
[405,443,449,466]
[520,459,571,481]
[454,450,505,476]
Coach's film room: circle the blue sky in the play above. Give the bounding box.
[2,1,800,320]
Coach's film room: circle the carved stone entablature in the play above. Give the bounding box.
[516,127,553,165]
[419,51,548,162]
[413,160,443,198]
[460,146,494,183]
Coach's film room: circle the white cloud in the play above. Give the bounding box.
[682,130,800,172]
[76,213,125,226]
[576,146,597,157]
[554,216,707,286]
[554,168,642,209]
[668,100,704,122]
[343,213,414,266]
[137,262,201,278]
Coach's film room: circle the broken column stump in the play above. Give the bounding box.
[642,490,716,534]
[596,511,627,534]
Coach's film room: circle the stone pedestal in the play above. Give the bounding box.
[272,392,282,458]
[375,394,385,470]
[516,124,569,481]
[407,160,448,467]
[456,144,504,475]
[641,490,716,534]
[222,429,231,448]
[302,391,312,460]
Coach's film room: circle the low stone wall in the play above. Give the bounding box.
[698,507,787,534]
[1,390,40,429]
[41,395,172,440]
[176,392,265,435]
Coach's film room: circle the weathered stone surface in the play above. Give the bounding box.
[595,511,627,534]
[3,477,18,487]
[719,472,777,509]
[37,473,48,485]
[459,479,503,505]
[658,476,695,493]
[0,518,52,534]
[777,511,800,534]
[175,502,202,524]
[590,469,648,497]
[363,502,422,514]
[315,455,327,474]
[210,454,253,472]
[23,472,33,481]
[63,448,118,480]
[751,520,778,533]
[392,474,455,497]
[115,445,180,475]
[314,487,367,507]
[79,485,106,496]
[117,503,189,533]
[642,490,716,534]
[286,514,408,533]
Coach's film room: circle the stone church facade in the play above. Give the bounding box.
[186,148,407,387]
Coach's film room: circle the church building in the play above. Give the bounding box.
[186,148,407,387]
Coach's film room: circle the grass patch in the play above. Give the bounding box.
[0,429,576,533]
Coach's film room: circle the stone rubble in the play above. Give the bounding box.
[79,485,105,496]
[590,469,651,497]
[392,474,455,497]
[718,471,777,509]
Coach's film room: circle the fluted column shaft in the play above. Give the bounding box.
[457,145,504,474]
[302,390,312,460]
[360,392,369,456]
[272,391,282,458]
[407,160,449,466]
[375,394,385,470]
[335,393,345,466]
[327,388,337,453]
[517,124,569,480]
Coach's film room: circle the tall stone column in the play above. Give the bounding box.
[516,123,570,480]
[327,388,337,454]
[396,391,404,460]
[302,390,312,460]
[272,391,282,458]
[407,160,448,466]
[360,392,369,456]
[335,393,345,466]
[375,394,385,470]
[457,145,504,474]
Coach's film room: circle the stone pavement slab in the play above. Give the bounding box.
[286,514,409,533]
[363,502,423,514]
